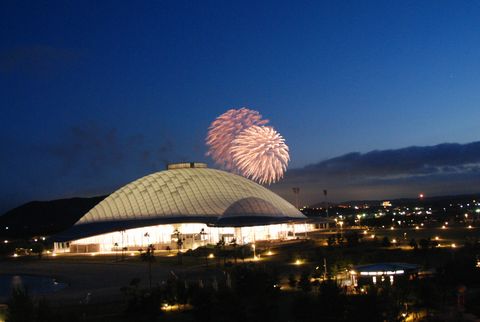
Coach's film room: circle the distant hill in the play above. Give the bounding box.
[0,196,106,239]
[3,192,479,240]
[312,193,480,208]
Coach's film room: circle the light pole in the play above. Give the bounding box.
[324,189,328,218]
[292,187,300,209]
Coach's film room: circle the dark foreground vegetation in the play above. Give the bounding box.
[3,236,480,322]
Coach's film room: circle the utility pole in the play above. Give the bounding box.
[323,257,327,280]
[292,187,300,209]
[324,189,328,218]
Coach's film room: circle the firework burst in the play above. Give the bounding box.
[206,108,268,169]
[231,125,289,185]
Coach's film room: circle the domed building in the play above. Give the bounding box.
[54,162,317,253]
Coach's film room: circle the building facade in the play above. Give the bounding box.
[54,163,315,253]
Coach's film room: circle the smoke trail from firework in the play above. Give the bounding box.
[230,125,289,185]
[206,108,268,169]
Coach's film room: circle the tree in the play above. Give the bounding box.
[419,238,430,250]
[30,242,44,259]
[345,231,361,247]
[298,271,312,292]
[36,298,54,322]
[382,236,391,247]
[140,244,155,289]
[335,233,344,246]
[288,274,297,289]
[327,236,336,247]
[6,288,34,322]
[215,238,226,266]
[173,229,183,264]
[230,238,238,264]
[409,238,418,250]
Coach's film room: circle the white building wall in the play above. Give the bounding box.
[57,222,317,253]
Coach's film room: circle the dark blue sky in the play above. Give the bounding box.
[2,1,480,211]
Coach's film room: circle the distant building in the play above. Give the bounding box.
[382,201,392,207]
[54,163,318,253]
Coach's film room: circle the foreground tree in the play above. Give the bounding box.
[6,288,34,322]
[140,244,155,289]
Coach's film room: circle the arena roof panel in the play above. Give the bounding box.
[75,167,305,226]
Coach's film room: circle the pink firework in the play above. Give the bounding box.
[231,125,289,185]
[206,108,268,169]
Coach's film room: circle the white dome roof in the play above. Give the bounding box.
[75,167,304,226]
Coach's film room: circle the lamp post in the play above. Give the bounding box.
[292,187,300,209]
[324,189,329,218]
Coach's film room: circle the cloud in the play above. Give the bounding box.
[271,141,480,204]
[0,124,191,213]
[44,124,175,176]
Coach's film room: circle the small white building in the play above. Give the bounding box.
[350,263,420,286]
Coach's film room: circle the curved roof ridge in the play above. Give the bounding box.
[75,168,304,225]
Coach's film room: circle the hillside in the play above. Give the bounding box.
[0,196,106,238]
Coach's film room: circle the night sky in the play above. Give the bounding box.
[2,1,480,212]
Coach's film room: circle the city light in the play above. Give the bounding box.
[208,253,215,259]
